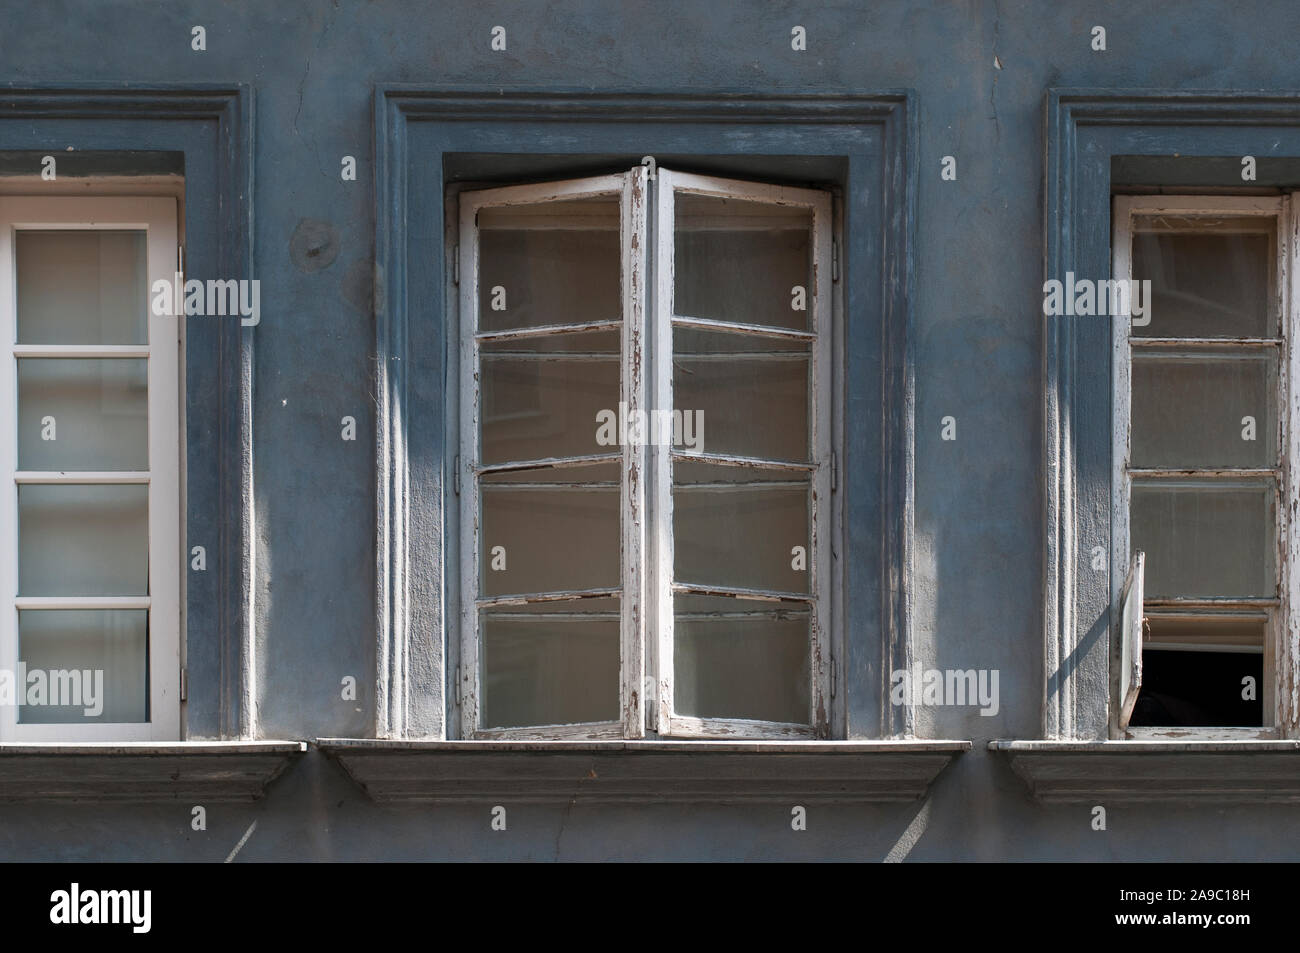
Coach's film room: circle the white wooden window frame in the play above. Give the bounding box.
[0,196,181,742]
[458,171,646,741]
[653,169,832,739]
[457,167,833,740]
[1111,193,1298,740]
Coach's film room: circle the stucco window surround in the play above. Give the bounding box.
[0,87,304,801]
[326,88,971,803]
[994,90,1300,802]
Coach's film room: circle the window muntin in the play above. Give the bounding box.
[0,196,180,741]
[458,168,832,740]
[1113,195,1286,735]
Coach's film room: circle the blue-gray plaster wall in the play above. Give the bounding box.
[0,0,1298,861]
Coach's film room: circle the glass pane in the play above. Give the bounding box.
[16,230,147,345]
[480,330,619,465]
[1131,215,1274,338]
[18,609,148,724]
[480,469,619,596]
[477,196,620,333]
[1131,350,1277,468]
[17,359,148,470]
[673,327,809,460]
[674,192,813,331]
[673,593,809,723]
[18,484,148,596]
[1145,615,1265,651]
[1131,480,1275,598]
[673,464,809,593]
[480,601,619,728]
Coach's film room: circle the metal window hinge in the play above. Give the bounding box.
[830,657,836,698]
[180,666,188,702]
[452,244,459,285]
[830,450,838,491]
[453,454,461,495]
[831,240,840,282]
[177,244,185,276]
[454,665,461,707]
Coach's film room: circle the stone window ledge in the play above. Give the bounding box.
[316,738,971,804]
[0,741,307,801]
[991,739,1300,802]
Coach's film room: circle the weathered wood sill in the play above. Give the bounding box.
[316,739,971,804]
[0,741,307,801]
[991,739,1300,802]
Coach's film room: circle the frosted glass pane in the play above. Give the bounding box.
[480,603,618,728]
[477,197,620,332]
[16,230,147,344]
[673,464,809,593]
[480,331,618,465]
[673,594,809,723]
[674,193,813,331]
[18,610,148,724]
[1145,615,1265,651]
[17,359,148,470]
[1131,480,1275,598]
[1131,216,1274,338]
[1131,351,1277,468]
[480,472,619,596]
[18,484,148,596]
[673,327,809,460]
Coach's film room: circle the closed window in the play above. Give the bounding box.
[457,167,834,739]
[0,196,180,741]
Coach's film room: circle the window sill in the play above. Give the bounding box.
[316,738,971,804]
[0,741,307,802]
[990,739,1300,802]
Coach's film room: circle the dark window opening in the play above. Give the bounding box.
[1131,649,1263,727]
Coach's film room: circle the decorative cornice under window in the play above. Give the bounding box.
[317,738,968,803]
[0,741,306,801]
[992,739,1300,802]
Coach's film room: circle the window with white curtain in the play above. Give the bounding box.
[456,166,835,740]
[0,196,180,741]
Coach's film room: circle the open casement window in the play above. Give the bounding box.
[1112,195,1295,738]
[0,196,181,741]
[1116,551,1145,731]
[458,167,833,740]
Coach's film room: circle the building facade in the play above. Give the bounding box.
[0,0,1298,861]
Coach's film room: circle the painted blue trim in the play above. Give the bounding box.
[374,88,916,740]
[0,85,255,739]
[1044,89,1300,740]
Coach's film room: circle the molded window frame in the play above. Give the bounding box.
[1040,90,1300,743]
[0,87,256,742]
[373,89,917,743]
